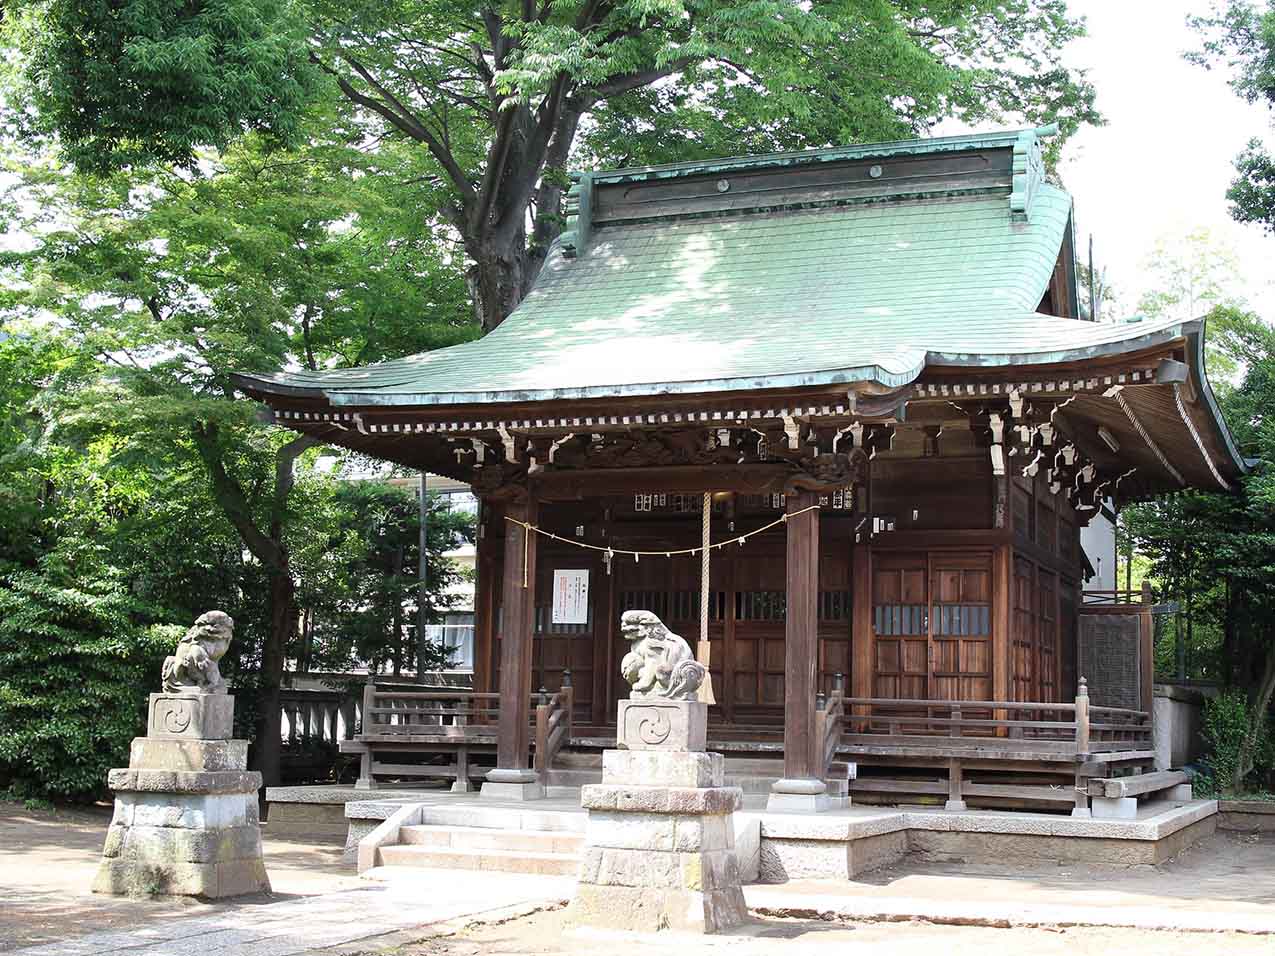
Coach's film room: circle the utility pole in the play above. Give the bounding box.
[417,472,430,677]
[1088,233,1098,322]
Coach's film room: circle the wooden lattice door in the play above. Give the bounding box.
[871,557,929,700]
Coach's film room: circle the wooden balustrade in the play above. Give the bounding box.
[360,682,503,737]
[534,670,575,775]
[814,672,845,780]
[840,682,1151,755]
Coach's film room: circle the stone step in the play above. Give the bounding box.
[414,803,587,833]
[399,824,584,854]
[377,843,580,876]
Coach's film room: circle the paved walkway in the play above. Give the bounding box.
[0,804,567,955]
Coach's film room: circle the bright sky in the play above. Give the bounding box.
[1054,0,1275,319]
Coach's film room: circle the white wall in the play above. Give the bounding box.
[1080,505,1116,589]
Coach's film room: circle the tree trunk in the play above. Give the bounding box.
[255,566,296,788]
[468,236,529,333]
[1234,647,1275,792]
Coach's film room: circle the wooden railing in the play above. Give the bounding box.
[360,683,501,736]
[534,670,575,774]
[841,679,1151,754]
[815,673,845,779]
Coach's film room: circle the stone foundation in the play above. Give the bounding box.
[756,800,1219,880]
[94,694,270,899]
[569,709,748,934]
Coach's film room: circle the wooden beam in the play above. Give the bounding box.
[531,464,805,498]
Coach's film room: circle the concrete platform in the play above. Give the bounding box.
[266,784,452,844]
[758,798,1218,880]
[301,783,1216,879]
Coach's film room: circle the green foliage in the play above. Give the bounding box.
[1199,689,1274,795]
[7,0,1102,329]
[1190,1,1275,233]
[0,103,479,784]
[0,570,174,800]
[305,481,475,675]
[7,0,319,171]
[1125,300,1275,794]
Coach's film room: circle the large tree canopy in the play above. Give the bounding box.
[1191,0,1275,232]
[5,0,1101,330]
[0,110,476,785]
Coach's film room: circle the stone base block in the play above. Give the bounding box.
[766,792,833,814]
[148,693,235,740]
[450,778,475,793]
[1091,796,1139,820]
[734,815,761,883]
[582,783,741,815]
[617,699,707,752]
[569,882,747,934]
[585,810,734,853]
[110,790,259,830]
[944,800,968,812]
[96,787,268,899]
[94,855,269,899]
[758,830,908,882]
[602,750,724,788]
[481,780,545,801]
[1167,784,1193,801]
[129,737,248,772]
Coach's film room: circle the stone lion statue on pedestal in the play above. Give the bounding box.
[161,611,234,695]
[620,609,706,701]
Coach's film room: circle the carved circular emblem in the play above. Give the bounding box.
[716,179,730,193]
[869,164,883,179]
[636,709,672,745]
[161,699,194,734]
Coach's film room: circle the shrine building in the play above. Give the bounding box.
[237,127,1246,816]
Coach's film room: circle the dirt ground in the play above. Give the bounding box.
[3,800,1275,956]
[0,800,360,952]
[400,905,1275,956]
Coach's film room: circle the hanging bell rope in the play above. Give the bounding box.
[698,492,716,706]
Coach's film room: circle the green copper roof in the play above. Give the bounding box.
[236,131,1190,408]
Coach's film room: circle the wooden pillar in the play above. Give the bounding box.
[1139,581,1154,715]
[769,490,827,810]
[992,543,1011,732]
[483,491,543,798]
[472,498,501,700]
[851,540,873,704]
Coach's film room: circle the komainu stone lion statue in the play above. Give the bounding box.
[619,609,706,701]
[161,611,234,695]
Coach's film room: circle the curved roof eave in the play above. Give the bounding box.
[1184,318,1252,477]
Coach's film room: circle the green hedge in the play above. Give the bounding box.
[0,571,176,800]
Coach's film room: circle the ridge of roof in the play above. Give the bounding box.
[582,125,1058,184]
[557,126,1056,260]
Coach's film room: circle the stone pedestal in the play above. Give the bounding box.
[93,694,270,899]
[481,767,545,801]
[570,701,747,934]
